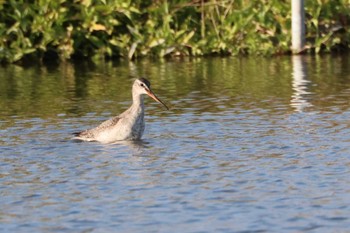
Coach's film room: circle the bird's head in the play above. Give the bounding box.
[133,78,169,110]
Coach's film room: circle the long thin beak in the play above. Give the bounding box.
[146,89,169,110]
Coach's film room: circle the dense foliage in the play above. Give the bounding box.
[0,0,349,63]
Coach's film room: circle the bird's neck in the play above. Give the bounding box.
[132,93,145,109]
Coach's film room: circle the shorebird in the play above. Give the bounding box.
[73,78,169,143]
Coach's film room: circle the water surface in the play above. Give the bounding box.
[1,56,350,232]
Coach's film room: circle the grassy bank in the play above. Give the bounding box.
[0,0,349,63]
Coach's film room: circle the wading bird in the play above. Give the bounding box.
[73,78,168,143]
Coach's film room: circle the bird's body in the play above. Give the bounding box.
[73,78,168,143]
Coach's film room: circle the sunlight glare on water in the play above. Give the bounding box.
[1,56,350,232]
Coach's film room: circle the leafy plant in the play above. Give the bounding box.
[0,0,349,63]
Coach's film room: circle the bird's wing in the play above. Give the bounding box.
[95,116,121,130]
[73,116,121,139]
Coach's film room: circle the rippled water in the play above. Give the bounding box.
[1,56,350,232]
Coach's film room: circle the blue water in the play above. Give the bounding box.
[1,56,350,232]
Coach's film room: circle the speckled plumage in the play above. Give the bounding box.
[73,78,168,143]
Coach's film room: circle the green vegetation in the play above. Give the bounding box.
[0,0,349,63]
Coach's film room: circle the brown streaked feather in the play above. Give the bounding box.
[73,116,121,139]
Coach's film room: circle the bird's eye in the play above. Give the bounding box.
[140,83,144,87]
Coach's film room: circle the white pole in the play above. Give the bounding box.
[292,0,305,53]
